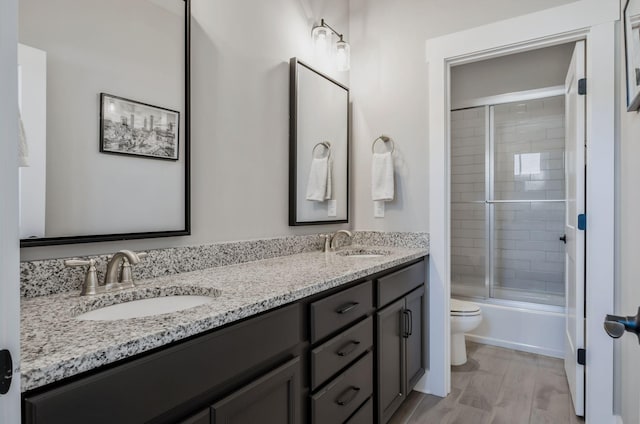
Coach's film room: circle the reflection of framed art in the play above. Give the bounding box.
[100,93,180,160]
[624,0,640,111]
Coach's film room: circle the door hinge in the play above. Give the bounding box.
[578,78,587,95]
[577,348,586,366]
[0,349,13,395]
[578,214,586,231]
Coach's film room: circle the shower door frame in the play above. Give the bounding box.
[451,86,568,310]
[425,2,617,423]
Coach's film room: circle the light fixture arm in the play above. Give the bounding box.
[314,18,345,41]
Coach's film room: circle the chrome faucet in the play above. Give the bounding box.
[320,230,354,252]
[330,230,353,251]
[104,250,146,289]
[64,250,147,296]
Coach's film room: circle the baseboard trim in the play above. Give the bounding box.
[466,334,564,358]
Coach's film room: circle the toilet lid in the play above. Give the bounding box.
[450,299,481,315]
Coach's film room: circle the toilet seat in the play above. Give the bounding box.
[450,299,481,317]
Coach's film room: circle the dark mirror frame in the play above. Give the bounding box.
[20,0,191,248]
[289,58,349,226]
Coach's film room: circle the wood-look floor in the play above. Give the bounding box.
[389,342,585,424]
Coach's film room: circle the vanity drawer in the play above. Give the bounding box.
[345,396,373,424]
[311,316,373,390]
[310,351,373,424]
[310,281,372,343]
[377,260,425,307]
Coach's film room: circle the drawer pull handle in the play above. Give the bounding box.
[336,386,361,406]
[336,302,359,314]
[336,340,361,357]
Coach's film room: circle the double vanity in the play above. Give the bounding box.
[19,234,428,424]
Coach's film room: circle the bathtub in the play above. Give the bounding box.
[458,299,565,358]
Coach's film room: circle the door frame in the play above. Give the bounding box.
[0,0,22,420]
[423,1,618,423]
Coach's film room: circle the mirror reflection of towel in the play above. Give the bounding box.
[306,156,332,201]
[19,111,29,167]
[372,152,394,201]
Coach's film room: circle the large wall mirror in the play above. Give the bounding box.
[289,58,349,225]
[18,0,190,247]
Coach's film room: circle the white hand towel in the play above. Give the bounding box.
[371,152,394,201]
[18,111,29,167]
[306,156,332,201]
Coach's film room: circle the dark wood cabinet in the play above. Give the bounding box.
[22,304,303,424]
[405,286,426,391]
[211,357,301,424]
[376,298,406,423]
[376,284,426,424]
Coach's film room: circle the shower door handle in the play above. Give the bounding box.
[559,234,567,244]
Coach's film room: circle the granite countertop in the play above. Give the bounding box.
[20,245,428,392]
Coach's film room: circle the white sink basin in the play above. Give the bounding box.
[76,295,216,321]
[336,249,390,258]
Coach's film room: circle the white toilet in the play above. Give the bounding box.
[450,298,482,366]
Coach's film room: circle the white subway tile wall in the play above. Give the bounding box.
[451,98,566,306]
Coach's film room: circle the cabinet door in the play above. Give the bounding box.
[376,298,406,424]
[405,286,426,392]
[211,357,301,424]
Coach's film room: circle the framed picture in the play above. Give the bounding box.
[624,0,640,111]
[100,93,180,160]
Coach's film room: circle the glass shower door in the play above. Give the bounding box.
[450,106,487,299]
[490,97,566,306]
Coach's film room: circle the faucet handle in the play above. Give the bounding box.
[119,252,147,288]
[64,258,95,267]
[319,234,331,252]
[64,259,100,296]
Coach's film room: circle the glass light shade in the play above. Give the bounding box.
[335,39,350,71]
[312,25,331,61]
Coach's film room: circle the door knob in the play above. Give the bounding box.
[604,307,640,343]
[559,234,567,244]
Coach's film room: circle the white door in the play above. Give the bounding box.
[563,40,586,417]
[0,0,22,420]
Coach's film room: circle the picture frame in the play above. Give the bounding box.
[100,93,180,160]
[624,0,640,111]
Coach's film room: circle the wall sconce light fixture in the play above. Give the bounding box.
[312,18,350,71]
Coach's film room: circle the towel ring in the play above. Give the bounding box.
[372,135,394,154]
[312,141,332,159]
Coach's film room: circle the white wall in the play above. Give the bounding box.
[451,43,574,107]
[0,0,22,419]
[617,0,640,421]
[21,0,350,260]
